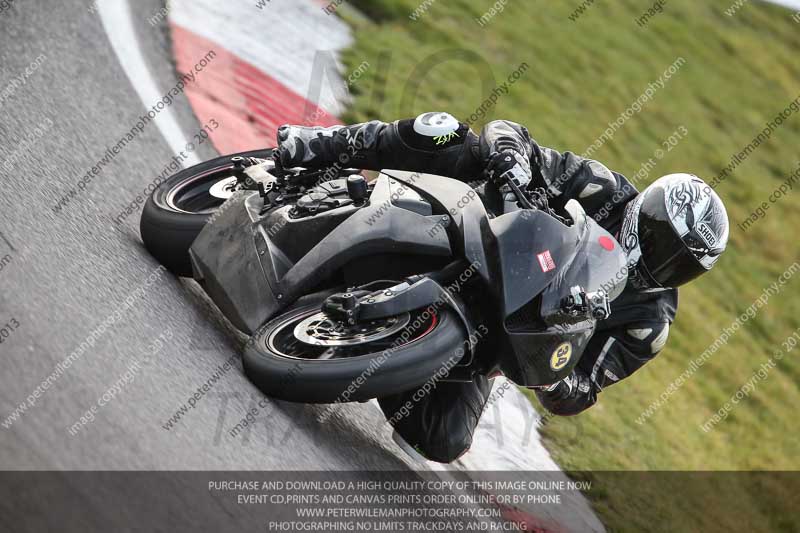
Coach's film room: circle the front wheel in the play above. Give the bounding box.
[243,292,468,403]
[139,148,274,276]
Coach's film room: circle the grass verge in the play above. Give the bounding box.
[338,1,800,530]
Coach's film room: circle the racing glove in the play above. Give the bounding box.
[485,150,532,186]
[485,150,533,198]
[534,371,598,416]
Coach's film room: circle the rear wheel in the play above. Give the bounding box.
[139,148,274,276]
[243,292,468,403]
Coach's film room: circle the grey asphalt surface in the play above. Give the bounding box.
[0,0,411,472]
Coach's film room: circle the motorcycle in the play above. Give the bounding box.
[140,149,627,402]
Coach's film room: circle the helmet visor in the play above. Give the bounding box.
[638,202,709,288]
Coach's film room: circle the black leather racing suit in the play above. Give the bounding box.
[276,115,678,462]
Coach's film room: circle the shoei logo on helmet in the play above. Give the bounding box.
[550,342,572,371]
[536,250,556,273]
[697,222,717,248]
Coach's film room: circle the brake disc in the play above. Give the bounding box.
[208,177,239,199]
[293,312,411,346]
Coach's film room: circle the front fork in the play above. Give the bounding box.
[322,261,480,365]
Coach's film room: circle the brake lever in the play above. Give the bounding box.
[502,171,535,210]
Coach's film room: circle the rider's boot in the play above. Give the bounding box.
[378,375,492,464]
[276,113,484,179]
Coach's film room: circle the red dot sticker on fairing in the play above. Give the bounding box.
[536,250,556,273]
[598,236,615,251]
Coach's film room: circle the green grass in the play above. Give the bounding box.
[337,0,800,530]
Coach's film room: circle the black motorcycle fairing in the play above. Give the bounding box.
[386,178,433,216]
[189,174,453,334]
[381,171,585,316]
[189,189,275,334]
[503,320,596,386]
[489,209,583,316]
[381,170,495,283]
[382,170,628,386]
[495,205,626,385]
[539,210,628,325]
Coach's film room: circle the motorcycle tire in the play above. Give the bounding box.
[243,291,469,403]
[140,148,274,277]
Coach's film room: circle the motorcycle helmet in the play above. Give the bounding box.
[619,173,729,289]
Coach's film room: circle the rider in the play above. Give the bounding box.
[275,113,729,463]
